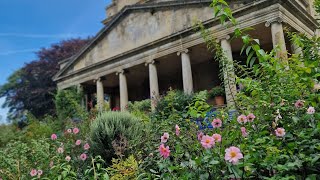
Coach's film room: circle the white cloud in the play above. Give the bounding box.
[0,48,39,56]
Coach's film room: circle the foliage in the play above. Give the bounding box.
[0,124,21,148]
[128,99,151,113]
[0,38,91,122]
[55,87,88,122]
[187,90,211,118]
[208,86,225,98]
[90,111,144,163]
[107,155,139,180]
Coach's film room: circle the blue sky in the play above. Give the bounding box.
[0,0,111,123]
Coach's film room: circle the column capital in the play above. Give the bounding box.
[265,17,284,27]
[116,69,127,75]
[94,77,104,83]
[145,60,156,66]
[217,35,231,42]
[177,49,189,56]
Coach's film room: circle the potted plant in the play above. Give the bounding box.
[208,86,225,106]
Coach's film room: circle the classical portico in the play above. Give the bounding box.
[54,0,319,111]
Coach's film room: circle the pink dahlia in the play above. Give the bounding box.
[73,127,80,134]
[65,155,71,162]
[307,106,315,114]
[247,113,256,122]
[211,118,222,128]
[225,146,243,165]
[51,134,57,140]
[275,128,286,137]
[295,100,304,108]
[67,129,72,133]
[75,140,81,146]
[57,147,64,154]
[84,143,90,150]
[212,133,222,142]
[175,124,180,136]
[161,133,169,143]
[30,169,37,177]
[159,144,170,159]
[237,115,247,124]
[80,153,87,161]
[201,135,215,149]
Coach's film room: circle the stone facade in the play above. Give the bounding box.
[54,0,319,111]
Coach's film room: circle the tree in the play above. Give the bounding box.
[0,38,91,122]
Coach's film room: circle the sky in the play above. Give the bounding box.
[0,0,111,123]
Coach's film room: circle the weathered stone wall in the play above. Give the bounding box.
[73,6,213,72]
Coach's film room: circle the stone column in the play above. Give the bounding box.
[96,78,104,111]
[266,17,287,60]
[77,84,85,108]
[220,35,237,108]
[117,70,128,111]
[145,60,160,111]
[177,49,194,94]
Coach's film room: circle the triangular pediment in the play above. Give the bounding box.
[55,0,213,79]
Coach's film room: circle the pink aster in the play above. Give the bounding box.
[241,127,248,137]
[225,146,243,165]
[57,147,64,154]
[158,144,170,159]
[197,131,204,141]
[295,100,304,108]
[51,134,57,140]
[30,169,37,177]
[73,127,80,134]
[84,143,90,150]
[307,106,315,114]
[275,128,286,137]
[80,153,87,161]
[175,124,180,136]
[65,156,71,162]
[201,135,215,149]
[212,133,222,142]
[161,133,169,143]
[237,114,247,124]
[211,118,222,128]
[247,113,256,122]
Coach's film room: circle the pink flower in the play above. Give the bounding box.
[158,144,170,159]
[307,106,315,114]
[197,131,204,141]
[73,127,80,134]
[175,125,180,136]
[49,161,54,168]
[275,128,286,137]
[37,170,43,176]
[241,127,248,137]
[295,100,304,108]
[57,147,64,154]
[84,143,90,150]
[161,133,169,143]
[65,156,71,162]
[211,118,222,128]
[201,135,215,149]
[30,169,37,177]
[51,134,57,140]
[80,153,87,161]
[75,140,81,146]
[225,146,243,165]
[212,133,222,142]
[237,115,247,124]
[67,129,72,133]
[247,113,255,122]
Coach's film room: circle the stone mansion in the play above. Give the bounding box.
[53,0,319,111]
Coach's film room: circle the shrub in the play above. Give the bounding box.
[90,111,144,163]
[107,155,139,180]
[127,99,151,113]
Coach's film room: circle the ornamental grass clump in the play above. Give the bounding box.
[90,111,144,163]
